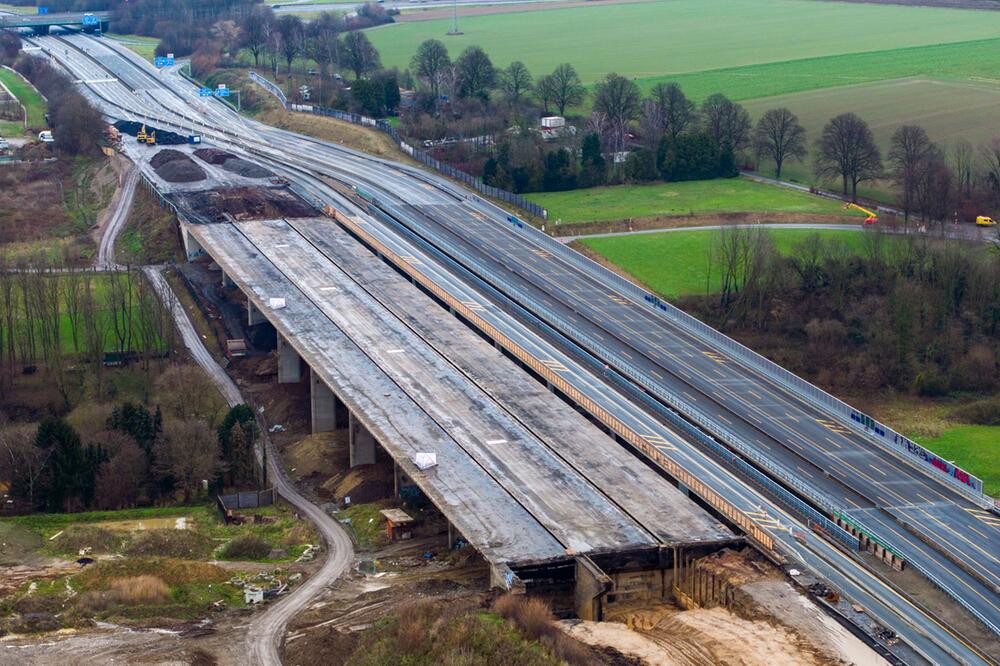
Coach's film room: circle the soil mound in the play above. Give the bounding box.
[152,149,206,183]
[193,148,274,178]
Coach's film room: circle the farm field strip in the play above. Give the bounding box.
[0,67,46,128]
[366,0,1000,85]
[526,177,851,224]
[580,228,866,298]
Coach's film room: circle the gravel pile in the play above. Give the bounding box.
[114,120,187,145]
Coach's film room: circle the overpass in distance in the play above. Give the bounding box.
[0,10,110,34]
[30,29,1000,665]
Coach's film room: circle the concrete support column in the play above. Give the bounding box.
[222,270,236,288]
[349,411,377,467]
[448,521,455,549]
[247,298,266,326]
[310,368,337,433]
[575,556,613,622]
[277,335,302,384]
[180,226,204,260]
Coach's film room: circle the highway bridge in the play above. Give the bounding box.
[0,10,110,34]
[28,29,1000,665]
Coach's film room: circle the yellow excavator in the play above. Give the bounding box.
[844,202,878,225]
[136,124,147,142]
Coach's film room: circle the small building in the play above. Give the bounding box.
[380,508,416,541]
[226,339,247,357]
[541,116,565,129]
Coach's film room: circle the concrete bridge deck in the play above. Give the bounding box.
[185,213,737,585]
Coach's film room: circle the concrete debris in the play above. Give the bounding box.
[297,544,320,562]
[268,297,286,310]
[413,452,437,470]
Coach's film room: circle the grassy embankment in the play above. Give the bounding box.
[0,66,46,137]
[105,34,161,63]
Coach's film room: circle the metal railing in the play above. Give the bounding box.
[248,70,287,109]
[497,214,989,506]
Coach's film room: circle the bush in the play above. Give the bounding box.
[123,529,214,559]
[951,396,1000,426]
[221,535,271,560]
[491,595,558,642]
[77,575,171,611]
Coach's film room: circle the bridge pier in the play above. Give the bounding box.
[248,298,266,326]
[349,411,377,467]
[181,225,205,260]
[221,270,236,288]
[277,335,302,384]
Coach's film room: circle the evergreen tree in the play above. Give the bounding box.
[34,417,98,511]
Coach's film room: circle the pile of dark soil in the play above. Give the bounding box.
[166,186,317,224]
[113,120,187,146]
[193,148,274,179]
[151,149,206,183]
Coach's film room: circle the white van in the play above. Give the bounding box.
[38,131,54,143]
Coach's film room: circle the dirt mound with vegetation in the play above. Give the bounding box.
[51,525,126,556]
[122,529,215,560]
[151,149,206,183]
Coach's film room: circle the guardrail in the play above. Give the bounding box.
[248,70,287,109]
[496,214,989,506]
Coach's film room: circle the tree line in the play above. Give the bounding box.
[697,225,1000,398]
[0,398,260,513]
[0,267,175,409]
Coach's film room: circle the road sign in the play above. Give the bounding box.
[154,56,175,68]
[82,14,98,26]
[215,88,230,98]
[198,87,213,97]
[37,7,48,14]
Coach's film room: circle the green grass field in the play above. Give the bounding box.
[916,425,1000,498]
[0,66,47,130]
[526,177,850,224]
[367,0,1000,86]
[581,228,865,298]
[744,77,1000,187]
[106,34,161,63]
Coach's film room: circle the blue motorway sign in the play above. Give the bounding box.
[154,56,175,68]
[198,88,213,97]
[215,88,230,98]
[37,7,48,14]
[82,14,99,26]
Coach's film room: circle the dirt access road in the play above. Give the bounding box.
[144,264,356,665]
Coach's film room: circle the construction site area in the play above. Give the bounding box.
[132,142,886,664]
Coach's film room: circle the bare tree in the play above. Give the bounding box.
[0,424,50,510]
[410,39,451,100]
[106,270,135,358]
[753,108,806,179]
[81,274,106,397]
[210,20,241,57]
[641,83,696,145]
[539,63,585,116]
[499,61,532,107]
[888,125,934,224]
[276,15,304,75]
[307,12,344,89]
[593,73,641,155]
[92,432,146,510]
[914,145,953,226]
[241,5,274,68]
[455,46,495,101]
[157,419,219,503]
[61,271,85,354]
[702,93,751,153]
[952,139,974,199]
[979,136,1000,206]
[814,113,882,201]
[155,365,226,427]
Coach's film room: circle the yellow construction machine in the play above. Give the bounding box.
[976,215,996,227]
[844,202,878,225]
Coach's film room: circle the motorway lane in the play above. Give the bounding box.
[43,34,999,662]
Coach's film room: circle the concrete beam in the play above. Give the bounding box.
[349,410,376,467]
[277,334,302,384]
[310,367,338,433]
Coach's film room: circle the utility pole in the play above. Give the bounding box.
[447,0,462,35]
